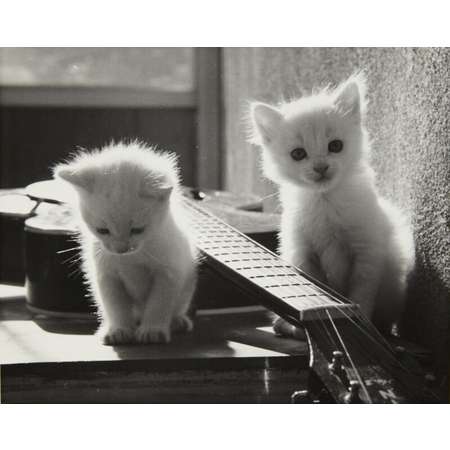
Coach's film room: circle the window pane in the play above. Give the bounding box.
[0,48,194,92]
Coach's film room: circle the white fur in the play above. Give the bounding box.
[54,142,197,345]
[250,74,415,333]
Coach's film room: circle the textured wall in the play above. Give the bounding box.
[223,47,449,376]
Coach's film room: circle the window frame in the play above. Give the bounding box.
[0,48,223,189]
[0,85,196,108]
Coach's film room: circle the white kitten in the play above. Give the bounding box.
[54,142,197,345]
[250,74,415,333]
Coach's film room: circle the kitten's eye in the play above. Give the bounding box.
[328,139,343,153]
[96,227,110,235]
[290,148,307,161]
[130,227,145,235]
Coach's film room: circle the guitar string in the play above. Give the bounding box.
[212,200,417,383]
[185,200,331,309]
[322,309,393,402]
[325,309,372,403]
[184,199,385,396]
[347,309,421,374]
[341,313,403,379]
[312,295,427,396]
[193,225,334,316]
[184,198,404,374]
[315,308,339,354]
[312,305,381,402]
[185,198,367,316]
[318,307,406,400]
[313,298,400,364]
[185,199,382,340]
[186,198,392,374]
[187,198,401,352]
[306,311,373,402]
[184,199,405,388]
[348,311,440,401]
[334,311,421,400]
[184,199,333,295]
[183,199,386,395]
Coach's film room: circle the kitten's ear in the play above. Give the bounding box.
[334,73,367,120]
[54,164,95,193]
[250,102,284,145]
[140,181,173,201]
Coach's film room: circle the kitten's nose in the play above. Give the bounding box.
[114,242,130,254]
[313,163,329,175]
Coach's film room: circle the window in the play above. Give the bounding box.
[0,48,195,106]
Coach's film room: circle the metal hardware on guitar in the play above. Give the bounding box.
[291,390,313,404]
[344,380,363,404]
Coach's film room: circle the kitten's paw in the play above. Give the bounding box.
[100,326,136,346]
[136,324,171,344]
[273,317,306,340]
[171,315,193,333]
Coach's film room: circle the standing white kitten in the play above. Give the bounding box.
[250,74,415,333]
[54,142,197,345]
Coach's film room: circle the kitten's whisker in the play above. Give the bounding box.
[62,254,82,266]
[67,256,82,267]
[57,246,82,254]
[257,191,280,202]
[68,266,82,279]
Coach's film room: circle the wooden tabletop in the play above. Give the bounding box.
[0,284,307,365]
[0,284,309,403]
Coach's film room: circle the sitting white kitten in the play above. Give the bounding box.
[54,142,197,345]
[250,74,415,334]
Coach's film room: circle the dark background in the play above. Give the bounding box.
[0,106,197,187]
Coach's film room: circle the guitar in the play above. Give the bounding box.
[183,194,439,403]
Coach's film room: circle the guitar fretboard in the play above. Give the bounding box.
[183,198,354,321]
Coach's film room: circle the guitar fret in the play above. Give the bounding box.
[249,273,296,278]
[218,251,269,257]
[221,259,270,264]
[208,244,254,249]
[264,282,306,289]
[281,294,310,299]
[270,282,302,286]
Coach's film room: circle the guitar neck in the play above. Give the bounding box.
[183,198,355,324]
[181,197,440,404]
